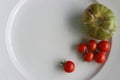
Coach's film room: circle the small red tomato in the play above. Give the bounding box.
[77,43,87,53]
[94,52,106,64]
[63,61,75,73]
[98,40,110,52]
[88,39,97,51]
[83,51,94,62]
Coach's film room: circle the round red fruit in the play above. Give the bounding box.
[77,43,87,53]
[98,40,110,52]
[94,52,106,64]
[88,39,97,51]
[63,61,75,73]
[83,51,94,62]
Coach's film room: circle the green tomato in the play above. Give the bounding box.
[83,3,118,40]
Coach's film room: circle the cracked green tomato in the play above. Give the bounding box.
[83,3,118,40]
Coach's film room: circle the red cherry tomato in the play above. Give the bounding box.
[83,51,94,62]
[63,61,75,73]
[94,52,106,64]
[98,40,110,52]
[88,39,97,51]
[77,43,87,53]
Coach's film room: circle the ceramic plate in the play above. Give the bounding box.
[4,0,120,80]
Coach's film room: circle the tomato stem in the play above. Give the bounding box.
[60,60,66,66]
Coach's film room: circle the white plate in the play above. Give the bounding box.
[1,0,120,80]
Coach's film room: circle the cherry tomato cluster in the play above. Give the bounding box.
[77,39,110,64]
[60,40,110,73]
